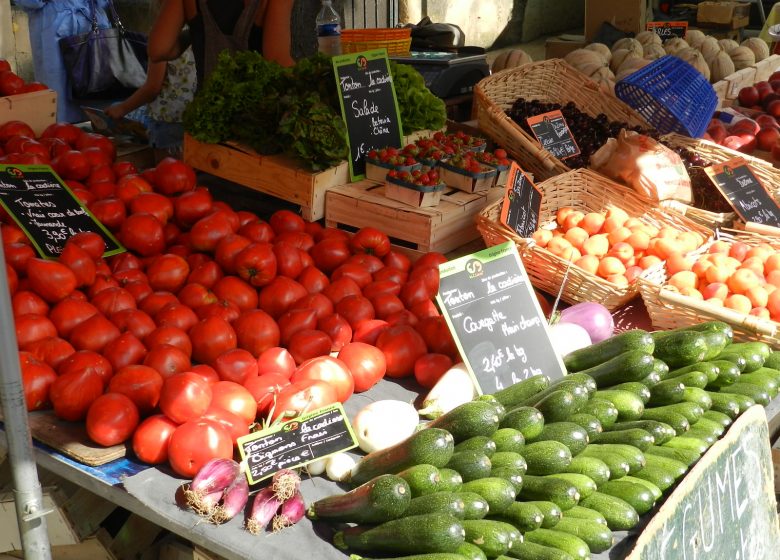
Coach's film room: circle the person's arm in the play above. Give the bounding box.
[262,0,294,67]
[105,61,167,119]
[148,0,188,62]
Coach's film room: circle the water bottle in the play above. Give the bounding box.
[316,0,342,56]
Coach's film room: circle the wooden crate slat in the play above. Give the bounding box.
[0,89,57,136]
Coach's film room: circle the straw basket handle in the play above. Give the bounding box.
[742,221,780,238]
[494,111,557,172]
[657,288,778,337]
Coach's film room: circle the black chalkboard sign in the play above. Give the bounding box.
[527,110,580,160]
[0,164,123,259]
[436,242,566,395]
[646,21,688,39]
[237,403,358,484]
[499,162,542,238]
[332,49,404,181]
[705,157,780,227]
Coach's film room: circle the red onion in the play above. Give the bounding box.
[210,472,249,524]
[246,487,282,535]
[184,458,240,515]
[272,490,305,532]
[271,468,301,501]
[558,302,614,343]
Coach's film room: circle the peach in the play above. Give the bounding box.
[581,212,606,236]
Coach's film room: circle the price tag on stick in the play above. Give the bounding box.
[646,21,688,39]
[704,157,780,227]
[0,164,123,258]
[527,110,580,160]
[436,242,566,395]
[500,162,542,238]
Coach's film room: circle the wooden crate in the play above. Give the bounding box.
[0,89,56,136]
[325,180,503,254]
[754,54,780,83]
[183,134,349,221]
[714,55,780,108]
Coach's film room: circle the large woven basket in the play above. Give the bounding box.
[639,230,780,347]
[473,59,651,182]
[476,168,712,311]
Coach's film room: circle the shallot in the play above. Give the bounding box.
[271,490,305,532]
[210,472,249,524]
[246,487,282,535]
[271,468,301,502]
[184,458,240,515]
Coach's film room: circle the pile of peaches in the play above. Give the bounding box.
[530,206,706,286]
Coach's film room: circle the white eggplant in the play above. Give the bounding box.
[325,452,356,482]
[305,457,328,476]
[352,400,419,453]
[417,363,477,419]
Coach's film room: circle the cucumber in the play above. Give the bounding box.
[566,413,603,441]
[518,475,581,510]
[562,456,611,486]
[597,480,656,515]
[332,513,465,554]
[731,372,778,397]
[692,417,725,437]
[564,505,607,526]
[491,466,525,492]
[308,474,411,523]
[663,435,710,454]
[491,451,528,472]
[669,370,710,390]
[398,464,442,497]
[764,351,780,370]
[457,543,488,560]
[580,398,619,427]
[631,464,677,492]
[718,391,756,414]
[530,422,590,456]
[607,420,676,445]
[350,555,467,560]
[553,517,614,553]
[477,395,507,423]
[680,387,713,410]
[706,360,742,387]
[720,383,769,406]
[725,341,771,360]
[643,402,704,425]
[493,375,551,409]
[523,441,573,475]
[578,449,630,480]
[679,429,716,446]
[702,409,733,428]
[621,476,663,501]
[752,366,780,381]
[525,501,563,528]
[563,330,654,373]
[534,390,582,423]
[641,408,690,435]
[652,331,708,368]
[579,491,640,531]
[505,541,575,560]
[500,407,545,440]
[405,492,467,519]
[437,469,463,493]
[609,382,651,404]
[702,331,731,361]
[669,320,733,339]
[586,443,646,474]
[350,428,455,485]
[713,352,748,373]
[718,345,765,373]
[490,501,544,532]
[460,477,517,515]
[556,373,598,395]
[640,370,662,388]
[455,436,497,457]
[547,473,597,499]
[426,401,501,443]
[522,380,591,408]
[647,379,685,406]
[577,350,656,388]
[461,519,517,557]
[591,428,654,451]
[670,361,720,383]
[457,492,490,520]
[703,391,742,418]
[650,358,670,381]
[645,445,701,467]
[446,451,492,483]
[593,389,645,421]
[524,529,590,560]
[643,453,688,479]
[490,428,526,454]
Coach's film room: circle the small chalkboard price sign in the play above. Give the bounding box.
[704,157,780,227]
[526,110,580,160]
[0,164,123,259]
[436,241,566,395]
[646,21,688,39]
[332,49,404,181]
[499,162,542,238]
[237,403,358,484]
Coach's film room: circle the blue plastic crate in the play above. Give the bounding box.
[615,55,717,138]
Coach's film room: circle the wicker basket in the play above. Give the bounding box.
[473,59,650,182]
[476,168,712,311]
[340,28,412,56]
[638,229,780,347]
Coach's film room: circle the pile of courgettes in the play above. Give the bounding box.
[307,321,780,560]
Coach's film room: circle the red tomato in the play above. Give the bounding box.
[58,242,96,287]
[410,300,439,320]
[113,160,138,178]
[120,213,166,257]
[351,319,390,346]
[52,150,90,180]
[212,275,258,312]
[102,331,147,370]
[409,266,440,296]
[159,372,213,424]
[278,308,318,346]
[238,220,275,243]
[189,316,237,365]
[289,293,334,321]
[400,278,434,309]
[49,369,104,421]
[5,242,36,273]
[138,291,179,317]
[15,313,57,350]
[191,364,220,385]
[88,198,126,231]
[322,276,362,305]
[13,291,49,317]
[414,353,454,389]
[234,242,277,287]
[317,313,352,352]
[167,418,232,477]
[91,287,137,317]
[116,175,152,203]
[236,210,258,227]
[347,253,385,274]
[231,309,279,358]
[213,348,259,384]
[310,238,351,273]
[256,347,296,378]
[376,324,427,378]
[26,258,77,302]
[195,300,241,323]
[57,350,113,386]
[25,336,75,370]
[178,283,217,310]
[350,227,390,257]
[318,227,350,243]
[369,293,405,320]
[202,406,249,443]
[153,157,196,196]
[335,294,375,327]
[111,308,157,341]
[413,252,447,271]
[143,344,191,379]
[155,303,198,332]
[243,372,290,416]
[0,70,24,95]
[272,379,338,421]
[362,280,401,299]
[107,365,164,415]
[86,393,140,446]
[189,211,238,252]
[144,325,192,357]
[76,132,116,160]
[287,329,332,364]
[6,264,17,296]
[41,122,83,146]
[174,187,213,228]
[383,250,411,271]
[132,414,178,464]
[19,352,57,411]
[331,263,372,288]
[86,274,120,299]
[69,313,121,353]
[416,316,459,359]
[273,242,304,278]
[145,254,189,293]
[258,276,307,319]
[373,266,408,284]
[297,266,330,294]
[213,234,251,274]
[387,309,419,328]
[338,342,386,392]
[275,231,314,251]
[269,209,305,235]
[291,356,353,403]
[209,380,257,425]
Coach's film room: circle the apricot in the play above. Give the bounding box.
[624,265,644,283]
[580,212,606,236]
[598,256,626,278]
[668,270,698,291]
[666,253,693,275]
[564,227,590,250]
[638,254,663,270]
[727,267,761,294]
[556,207,577,227]
[574,254,599,275]
[745,285,769,309]
[605,206,629,226]
[724,293,752,315]
[563,211,585,232]
[609,241,634,263]
[708,240,731,254]
[728,241,750,262]
[532,229,553,248]
[606,273,629,287]
[626,230,651,253]
[701,282,729,301]
[679,287,703,300]
[581,234,609,258]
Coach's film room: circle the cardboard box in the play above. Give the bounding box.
[585,0,649,42]
[545,35,586,59]
[697,1,751,29]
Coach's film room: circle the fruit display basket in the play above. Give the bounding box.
[365,158,421,182]
[438,159,497,193]
[639,229,780,347]
[473,59,650,182]
[340,28,412,56]
[476,168,712,310]
[384,174,446,208]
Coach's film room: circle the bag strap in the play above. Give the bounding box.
[87,0,100,32]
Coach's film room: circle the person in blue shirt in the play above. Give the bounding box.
[15,0,111,122]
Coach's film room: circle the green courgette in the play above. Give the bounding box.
[517,475,580,510]
[404,492,466,519]
[631,464,677,492]
[621,475,663,501]
[533,390,582,423]
[645,444,701,466]
[702,409,733,427]
[460,477,517,515]
[437,469,463,492]
[641,401,704,425]
[579,491,640,531]
[505,540,575,560]
[563,505,607,526]
[524,501,562,528]
[606,419,676,445]
[609,382,651,404]
[461,519,518,557]
[593,389,645,420]
[530,422,590,456]
[489,428,526,454]
[562,456,611,486]
[647,379,686,406]
[669,361,720,383]
[547,473,597,499]
[426,401,500,442]
[577,350,656,388]
[456,491,490,520]
[584,443,645,474]
[597,480,656,515]
[446,451,492,482]
[308,474,411,523]
[490,466,524,492]
[524,528,590,560]
[493,375,551,409]
[643,453,688,479]
[455,436,497,457]
[333,513,465,554]
[398,464,442,497]
[590,428,654,451]
[663,435,710,454]
[652,331,708,368]
[680,387,713,410]
[500,406,545,440]
[580,398,619,427]
[668,370,710,390]
[523,440,573,475]
[457,543,488,560]
[577,449,630,480]
[491,451,527,472]
[563,330,653,372]
[553,517,614,553]
[705,359,742,388]
[720,382,770,406]
[565,413,603,440]
[489,501,544,532]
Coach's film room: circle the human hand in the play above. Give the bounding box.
[104,104,126,120]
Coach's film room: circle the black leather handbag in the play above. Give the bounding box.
[59,0,148,99]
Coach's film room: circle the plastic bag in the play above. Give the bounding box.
[589,129,692,203]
